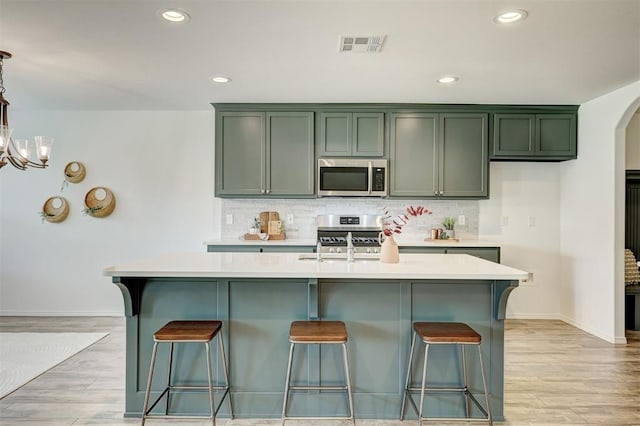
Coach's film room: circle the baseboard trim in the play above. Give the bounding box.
[505,313,628,344]
[506,313,561,320]
[0,311,123,317]
[558,314,627,345]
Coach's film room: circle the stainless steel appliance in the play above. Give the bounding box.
[317,158,388,197]
[316,214,383,254]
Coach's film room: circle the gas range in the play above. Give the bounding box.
[316,214,383,254]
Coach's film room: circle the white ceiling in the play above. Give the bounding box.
[1,0,639,111]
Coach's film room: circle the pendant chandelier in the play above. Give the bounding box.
[0,50,53,170]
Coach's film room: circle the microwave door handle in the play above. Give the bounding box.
[368,161,373,194]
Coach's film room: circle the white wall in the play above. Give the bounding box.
[478,162,562,319]
[560,81,640,344]
[627,111,640,169]
[0,110,215,315]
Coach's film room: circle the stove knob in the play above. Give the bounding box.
[366,248,372,254]
[336,248,342,253]
[329,247,335,253]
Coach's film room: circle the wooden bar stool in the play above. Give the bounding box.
[141,320,232,425]
[281,320,355,425]
[400,322,492,425]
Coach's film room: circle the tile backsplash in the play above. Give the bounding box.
[221,199,479,242]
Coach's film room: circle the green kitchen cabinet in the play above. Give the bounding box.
[216,111,315,197]
[318,112,385,157]
[389,112,488,198]
[492,113,577,160]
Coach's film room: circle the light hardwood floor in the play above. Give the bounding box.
[0,318,638,425]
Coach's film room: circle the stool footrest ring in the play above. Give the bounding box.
[289,385,348,391]
[404,391,490,422]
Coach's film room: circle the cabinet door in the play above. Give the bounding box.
[493,114,535,156]
[318,112,351,156]
[216,112,265,196]
[389,113,438,197]
[352,112,385,156]
[266,112,315,196]
[535,114,577,158]
[439,113,488,198]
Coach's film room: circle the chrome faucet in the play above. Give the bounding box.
[346,232,354,263]
[316,241,323,262]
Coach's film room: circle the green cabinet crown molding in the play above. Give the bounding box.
[212,103,578,114]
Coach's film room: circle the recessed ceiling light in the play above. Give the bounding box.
[494,9,528,24]
[211,76,232,83]
[437,76,459,84]
[161,9,190,22]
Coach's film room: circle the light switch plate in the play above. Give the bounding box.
[458,215,466,226]
[225,214,233,225]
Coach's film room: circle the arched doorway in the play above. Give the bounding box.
[616,98,640,339]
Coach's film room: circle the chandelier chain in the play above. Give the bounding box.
[0,55,5,95]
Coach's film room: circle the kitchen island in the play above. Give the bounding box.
[105,252,527,420]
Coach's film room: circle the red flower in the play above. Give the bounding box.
[383,205,432,236]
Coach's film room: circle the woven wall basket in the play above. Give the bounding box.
[42,196,70,223]
[84,187,116,218]
[64,161,86,183]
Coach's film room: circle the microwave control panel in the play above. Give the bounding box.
[372,167,386,191]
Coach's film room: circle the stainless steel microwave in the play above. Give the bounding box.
[317,158,388,197]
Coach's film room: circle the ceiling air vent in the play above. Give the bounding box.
[339,35,386,53]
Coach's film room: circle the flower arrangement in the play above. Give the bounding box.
[382,205,432,236]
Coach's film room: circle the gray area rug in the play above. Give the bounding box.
[0,332,108,398]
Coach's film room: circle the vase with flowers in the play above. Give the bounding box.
[379,205,432,263]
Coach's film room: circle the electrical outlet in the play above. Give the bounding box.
[458,215,466,226]
[225,214,233,225]
[501,216,509,226]
[529,216,536,227]
[287,214,294,224]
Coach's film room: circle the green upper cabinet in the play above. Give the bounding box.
[389,113,438,197]
[492,113,577,160]
[439,113,489,197]
[389,112,488,198]
[318,112,384,157]
[216,111,315,197]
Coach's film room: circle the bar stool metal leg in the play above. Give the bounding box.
[462,344,470,418]
[218,332,233,418]
[478,345,493,425]
[342,342,355,425]
[164,342,174,416]
[281,342,295,426]
[204,342,216,426]
[400,330,417,420]
[141,341,159,426]
[417,343,430,425]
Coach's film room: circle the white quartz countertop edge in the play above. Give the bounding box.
[104,252,527,280]
[204,238,500,247]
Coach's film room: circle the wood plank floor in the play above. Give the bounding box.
[0,318,638,425]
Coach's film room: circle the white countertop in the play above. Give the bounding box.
[104,252,526,280]
[204,238,500,248]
